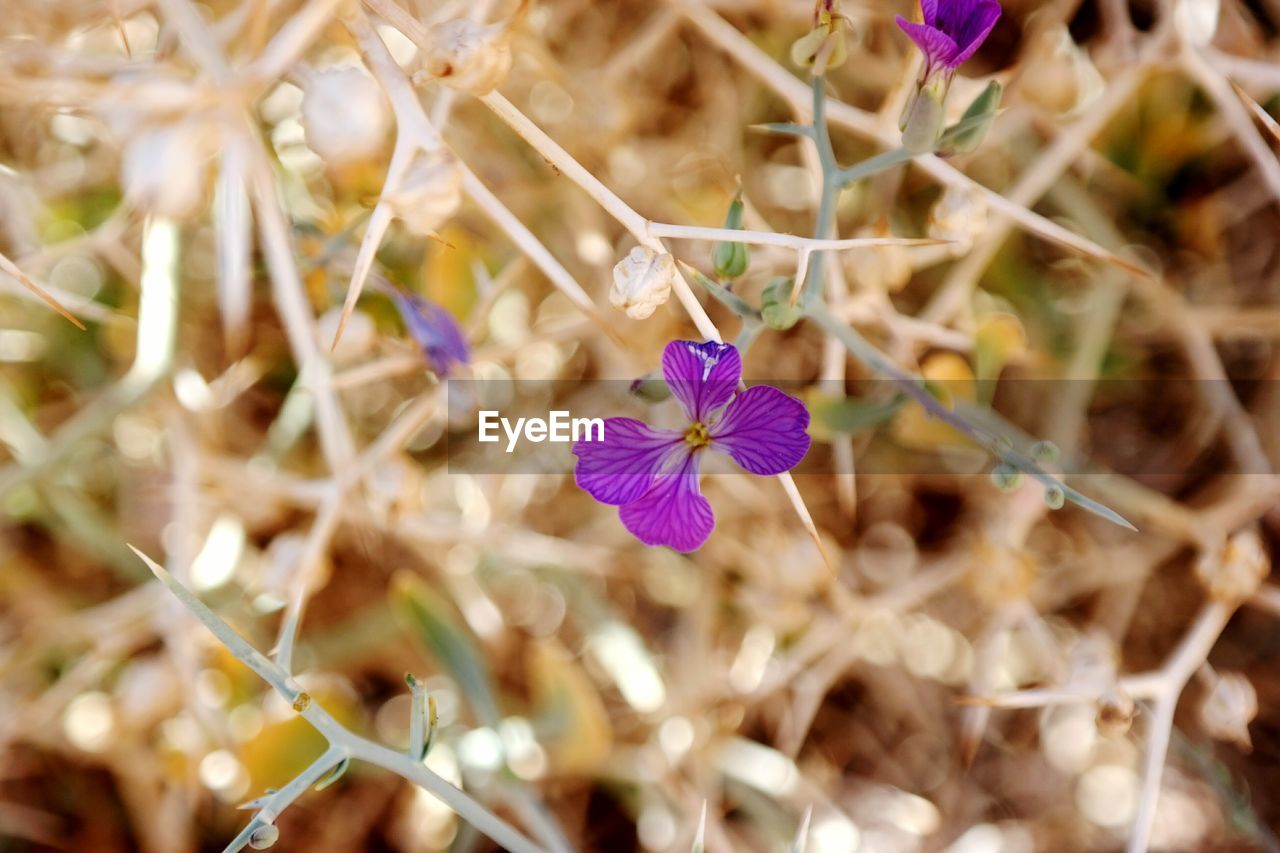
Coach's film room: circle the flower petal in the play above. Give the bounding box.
[896,17,959,67]
[573,417,685,506]
[950,0,1001,66]
[619,453,714,552]
[920,0,939,26]
[661,340,742,422]
[385,287,471,376]
[934,0,978,33]
[710,386,811,476]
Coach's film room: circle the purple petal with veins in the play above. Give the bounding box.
[897,0,1001,71]
[949,0,1001,65]
[618,453,714,553]
[573,418,685,506]
[896,17,960,67]
[662,340,741,423]
[710,385,812,476]
[571,338,813,552]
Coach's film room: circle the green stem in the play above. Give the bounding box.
[802,76,840,306]
[734,322,764,355]
[806,301,1134,530]
[835,146,915,186]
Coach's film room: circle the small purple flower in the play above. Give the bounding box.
[897,0,1001,79]
[573,340,811,552]
[378,281,471,376]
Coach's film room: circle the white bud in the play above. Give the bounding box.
[1199,671,1256,749]
[121,121,212,218]
[1197,528,1269,602]
[1095,687,1136,737]
[1019,27,1104,116]
[1175,0,1220,47]
[421,19,512,95]
[300,67,390,165]
[929,184,988,249]
[610,246,674,320]
[387,149,464,235]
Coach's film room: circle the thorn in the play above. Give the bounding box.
[330,287,361,352]
[127,543,168,580]
[0,252,86,330]
[692,800,707,853]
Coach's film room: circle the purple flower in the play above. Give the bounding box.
[896,0,1001,78]
[378,282,471,376]
[573,340,811,552]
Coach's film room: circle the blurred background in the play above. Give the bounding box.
[2,0,1280,850]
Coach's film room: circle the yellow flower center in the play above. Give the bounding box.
[684,421,711,449]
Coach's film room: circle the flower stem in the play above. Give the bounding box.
[805,301,1134,530]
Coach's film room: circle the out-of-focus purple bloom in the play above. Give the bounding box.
[573,340,811,552]
[897,0,1001,78]
[378,281,471,376]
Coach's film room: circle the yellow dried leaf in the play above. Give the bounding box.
[974,312,1026,384]
[891,353,975,450]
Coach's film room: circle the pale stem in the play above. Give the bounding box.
[0,218,179,498]
[245,0,352,85]
[672,0,1144,276]
[130,546,546,853]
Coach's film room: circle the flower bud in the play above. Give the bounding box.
[422,18,512,95]
[760,277,802,331]
[712,194,749,280]
[378,282,471,376]
[301,67,391,165]
[939,80,1001,156]
[387,149,464,236]
[789,21,848,71]
[990,463,1021,492]
[1095,686,1136,737]
[1020,27,1103,116]
[1029,440,1059,464]
[629,374,672,403]
[121,121,212,218]
[1197,528,1269,602]
[1199,671,1256,750]
[900,83,945,153]
[610,246,674,320]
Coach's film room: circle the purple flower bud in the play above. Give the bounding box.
[376,281,471,377]
[896,0,1002,80]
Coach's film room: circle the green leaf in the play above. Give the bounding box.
[938,81,1002,155]
[685,265,760,321]
[391,573,500,725]
[812,394,907,435]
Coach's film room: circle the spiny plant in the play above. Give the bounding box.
[2,0,1279,851]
